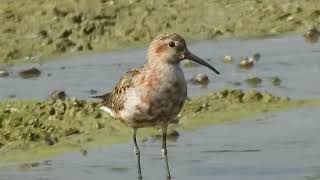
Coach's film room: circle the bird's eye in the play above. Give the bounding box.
[168,42,175,47]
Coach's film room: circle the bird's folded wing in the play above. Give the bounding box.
[100,69,141,112]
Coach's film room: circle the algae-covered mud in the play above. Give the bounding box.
[1,0,320,64]
[0,89,318,162]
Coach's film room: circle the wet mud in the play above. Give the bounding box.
[1,0,320,64]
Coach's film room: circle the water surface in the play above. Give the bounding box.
[1,107,320,180]
[1,35,320,99]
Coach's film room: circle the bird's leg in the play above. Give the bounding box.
[132,128,142,180]
[161,125,171,179]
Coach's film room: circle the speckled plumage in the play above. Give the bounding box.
[100,69,141,113]
[98,62,187,128]
[96,34,191,128]
[92,33,219,179]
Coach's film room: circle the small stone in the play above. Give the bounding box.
[239,57,254,69]
[19,67,41,79]
[223,55,233,63]
[252,53,261,61]
[245,77,262,88]
[88,89,98,95]
[48,90,66,101]
[190,73,209,85]
[270,76,282,86]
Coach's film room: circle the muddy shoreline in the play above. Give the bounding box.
[1,0,320,64]
[1,89,319,163]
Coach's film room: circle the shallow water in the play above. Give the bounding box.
[1,35,320,99]
[1,107,320,180]
[1,35,320,180]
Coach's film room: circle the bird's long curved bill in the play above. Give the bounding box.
[185,51,220,74]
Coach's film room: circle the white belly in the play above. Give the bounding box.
[120,65,187,127]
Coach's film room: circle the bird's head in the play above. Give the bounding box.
[147,33,219,74]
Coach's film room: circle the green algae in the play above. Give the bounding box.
[0,89,320,164]
[1,0,320,64]
[179,90,319,130]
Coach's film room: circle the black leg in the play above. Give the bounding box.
[132,128,142,180]
[161,125,171,179]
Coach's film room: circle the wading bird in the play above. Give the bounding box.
[92,33,220,179]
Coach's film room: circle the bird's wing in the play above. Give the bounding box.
[94,69,141,113]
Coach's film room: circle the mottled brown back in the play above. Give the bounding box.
[100,69,141,112]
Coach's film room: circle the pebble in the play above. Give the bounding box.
[48,90,67,101]
[19,67,41,79]
[223,55,233,63]
[245,77,262,87]
[270,76,282,86]
[190,73,209,85]
[239,57,254,69]
[252,53,261,61]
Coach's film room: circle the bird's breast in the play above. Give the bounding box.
[120,64,187,126]
[140,66,187,117]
